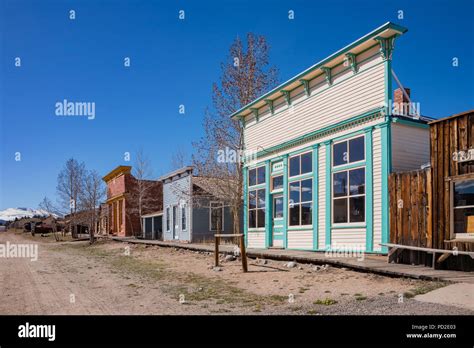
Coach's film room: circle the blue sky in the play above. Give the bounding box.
[1,0,473,210]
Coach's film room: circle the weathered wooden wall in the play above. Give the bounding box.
[389,169,432,265]
[430,111,474,249]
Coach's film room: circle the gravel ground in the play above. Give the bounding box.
[1,230,472,315]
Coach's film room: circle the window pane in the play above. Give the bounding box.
[333,198,348,223]
[333,172,348,197]
[454,180,474,207]
[289,204,300,226]
[333,141,348,166]
[301,202,312,225]
[249,210,256,228]
[349,136,365,163]
[249,190,256,209]
[349,196,365,222]
[257,166,266,185]
[257,189,266,209]
[272,175,283,190]
[289,182,300,204]
[249,169,257,186]
[301,152,312,174]
[289,156,300,177]
[453,207,474,234]
[301,179,313,202]
[274,196,283,218]
[257,209,265,228]
[349,168,365,195]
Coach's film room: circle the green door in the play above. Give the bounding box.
[272,194,284,248]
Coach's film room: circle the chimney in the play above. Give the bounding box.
[393,87,411,116]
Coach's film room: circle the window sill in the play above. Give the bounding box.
[248,228,265,232]
[331,224,366,229]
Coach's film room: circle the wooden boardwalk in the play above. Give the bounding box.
[110,237,474,284]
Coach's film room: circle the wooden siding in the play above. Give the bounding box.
[430,111,474,249]
[247,231,265,249]
[372,128,383,251]
[331,229,366,250]
[244,46,385,152]
[391,123,430,172]
[287,230,313,249]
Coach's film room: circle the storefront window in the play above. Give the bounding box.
[289,178,313,226]
[289,151,312,177]
[272,175,283,191]
[333,136,365,166]
[248,189,266,228]
[333,167,365,224]
[453,180,474,235]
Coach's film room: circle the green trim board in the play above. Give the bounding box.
[230,22,407,119]
[324,141,332,250]
[380,122,390,253]
[364,127,374,252]
[282,155,289,248]
[331,161,366,172]
[264,160,271,248]
[312,144,319,250]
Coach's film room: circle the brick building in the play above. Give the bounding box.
[103,165,162,237]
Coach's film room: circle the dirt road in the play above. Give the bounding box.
[1,231,472,315]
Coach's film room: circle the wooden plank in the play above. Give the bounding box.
[426,167,433,248]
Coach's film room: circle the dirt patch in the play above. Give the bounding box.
[1,231,472,315]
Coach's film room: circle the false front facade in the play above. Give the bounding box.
[233,22,431,254]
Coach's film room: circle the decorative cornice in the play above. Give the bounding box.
[250,108,259,122]
[299,79,310,96]
[264,99,274,115]
[320,67,332,85]
[345,52,358,73]
[281,90,291,105]
[375,35,398,61]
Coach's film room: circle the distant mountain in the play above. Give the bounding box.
[0,207,59,222]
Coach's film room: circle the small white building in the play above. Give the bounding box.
[232,22,432,254]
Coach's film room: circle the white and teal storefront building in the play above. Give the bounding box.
[232,22,431,254]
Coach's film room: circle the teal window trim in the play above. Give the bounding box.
[288,146,314,157]
[288,227,313,231]
[248,183,266,190]
[264,160,271,248]
[288,172,313,182]
[331,224,366,230]
[331,129,366,143]
[243,167,248,246]
[324,141,332,249]
[312,144,319,250]
[364,127,374,252]
[282,155,289,248]
[331,161,366,173]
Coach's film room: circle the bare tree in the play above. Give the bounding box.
[79,170,105,244]
[128,149,161,236]
[170,147,188,170]
[193,33,278,234]
[56,158,86,238]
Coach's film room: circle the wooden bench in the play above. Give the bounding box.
[381,242,474,269]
